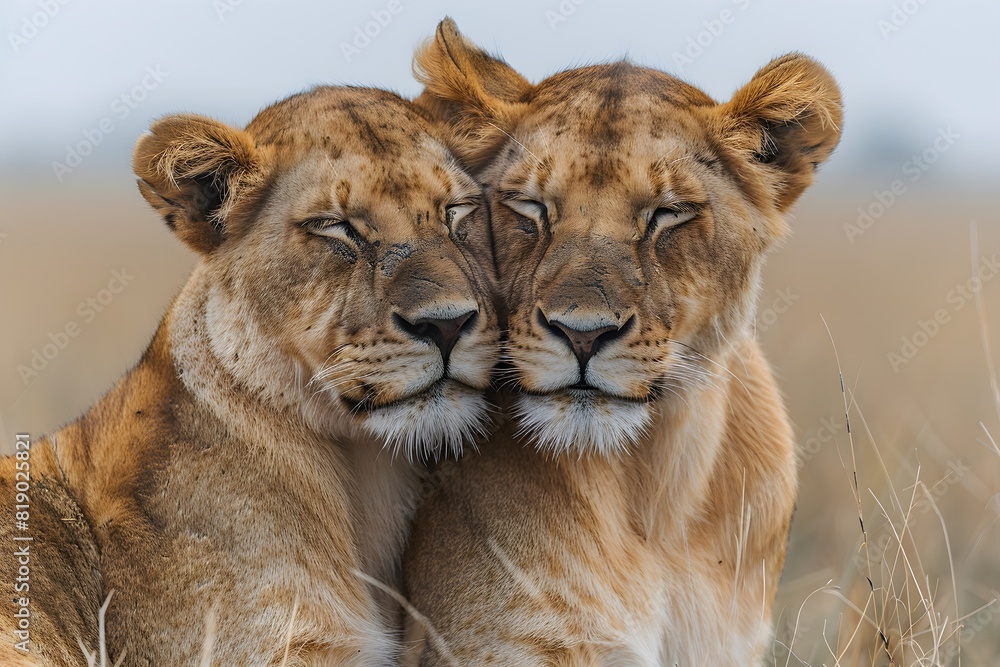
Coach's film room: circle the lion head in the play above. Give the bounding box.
[133,86,500,459]
[414,20,842,455]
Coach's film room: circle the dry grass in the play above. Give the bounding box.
[772,369,998,665]
[767,223,1000,666]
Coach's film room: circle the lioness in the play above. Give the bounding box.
[0,85,499,665]
[403,20,842,665]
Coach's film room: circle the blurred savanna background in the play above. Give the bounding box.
[2,0,998,664]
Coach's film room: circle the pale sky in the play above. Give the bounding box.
[2,0,998,181]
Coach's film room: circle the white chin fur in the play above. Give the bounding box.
[362,381,490,462]
[513,393,652,457]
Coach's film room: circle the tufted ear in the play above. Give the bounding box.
[712,53,843,212]
[413,18,532,172]
[133,114,268,255]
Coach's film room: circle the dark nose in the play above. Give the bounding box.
[394,310,477,366]
[540,310,629,376]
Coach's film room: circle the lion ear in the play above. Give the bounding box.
[712,53,843,212]
[413,17,531,171]
[133,114,268,255]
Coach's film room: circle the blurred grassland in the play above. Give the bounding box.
[0,175,998,665]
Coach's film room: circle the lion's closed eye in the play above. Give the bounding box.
[648,204,699,241]
[303,218,364,243]
[503,198,548,228]
[445,202,478,228]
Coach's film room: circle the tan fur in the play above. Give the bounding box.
[403,19,842,665]
[0,85,499,665]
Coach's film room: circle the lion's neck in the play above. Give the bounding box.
[170,264,356,440]
[637,368,732,542]
[560,346,738,546]
[174,266,422,582]
[91,265,421,590]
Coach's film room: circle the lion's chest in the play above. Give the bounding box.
[538,543,770,666]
